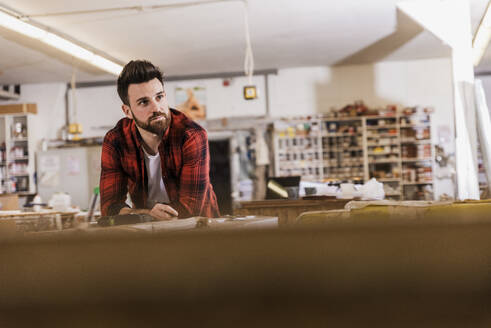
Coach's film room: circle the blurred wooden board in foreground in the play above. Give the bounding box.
[2,218,491,327]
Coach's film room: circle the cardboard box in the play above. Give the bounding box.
[0,194,19,210]
[0,103,37,114]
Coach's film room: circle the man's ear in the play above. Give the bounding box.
[122,104,132,119]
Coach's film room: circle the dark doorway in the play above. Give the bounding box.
[209,139,232,215]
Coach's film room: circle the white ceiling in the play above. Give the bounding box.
[0,0,489,84]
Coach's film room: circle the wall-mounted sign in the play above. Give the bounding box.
[244,85,258,100]
[175,86,207,120]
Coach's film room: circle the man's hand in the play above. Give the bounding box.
[149,203,178,220]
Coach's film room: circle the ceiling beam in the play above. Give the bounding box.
[67,69,278,89]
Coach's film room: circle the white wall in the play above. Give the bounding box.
[68,75,268,138]
[70,58,454,137]
[270,58,453,116]
[67,85,124,138]
[166,75,267,119]
[270,58,455,199]
[2,58,456,199]
[7,58,455,139]
[0,83,67,148]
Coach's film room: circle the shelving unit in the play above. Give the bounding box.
[272,118,323,181]
[365,116,402,199]
[272,112,434,200]
[399,113,433,200]
[0,114,36,194]
[322,117,365,184]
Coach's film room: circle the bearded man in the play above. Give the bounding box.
[100,60,219,220]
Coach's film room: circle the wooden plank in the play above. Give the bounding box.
[2,222,491,326]
[0,103,37,114]
[234,199,349,225]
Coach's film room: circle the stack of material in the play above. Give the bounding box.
[22,215,278,238]
[296,199,491,226]
[0,210,71,235]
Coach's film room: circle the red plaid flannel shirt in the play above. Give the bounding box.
[100,108,220,218]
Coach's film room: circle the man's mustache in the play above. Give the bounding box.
[149,113,167,121]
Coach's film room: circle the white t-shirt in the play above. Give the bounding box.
[142,148,170,209]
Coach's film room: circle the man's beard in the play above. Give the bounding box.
[132,111,170,136]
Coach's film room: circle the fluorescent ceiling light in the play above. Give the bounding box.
[0,8,123,75]
[43,33,95,61]
[473,2,491,66]
[90,55,124,76]
[0,10,45,39]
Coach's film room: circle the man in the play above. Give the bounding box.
[100,60,219,220]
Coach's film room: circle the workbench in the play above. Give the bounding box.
[233,198,350,225]
[2,218,491,327]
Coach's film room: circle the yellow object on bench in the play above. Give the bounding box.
[296,199,491,226]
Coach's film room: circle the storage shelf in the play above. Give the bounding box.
[366,124,398,129]
[367,142,399,147]
[323,147,363,152]
[322,132,362,137]
[322,116,363,121]
[323,163,364,168]
[367,134,399,138]
[274,114,434,201]
[400,114,430,118]
[275,134,322,139]
[324,177,364,183]
[400,123,430,128]
[365,115,398,119]
[401,139,431,144]
[276,150,321,155]
[369,160,400,164]
[377,178,401,182]
[402,181,433,185]
[402,158,432,162]
[278,163,323,167]
[368,152,400,155]
[0,113,34,195]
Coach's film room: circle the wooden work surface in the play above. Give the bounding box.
[25,215,278,237]
[234,198,350,225]
[0,210,80,233]
[0,209,77,218]
[2,221,491,326]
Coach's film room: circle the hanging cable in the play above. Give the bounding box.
[242,0,254,85]
[68,66,83,140]
[70,67,77,124]
[20,0,255,83]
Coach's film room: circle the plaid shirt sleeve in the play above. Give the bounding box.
[171,128,217,218]
[100,134,130,216]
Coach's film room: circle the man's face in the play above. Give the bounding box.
[122,78,170,136]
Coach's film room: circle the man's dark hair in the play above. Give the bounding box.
[117,60,164,106]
